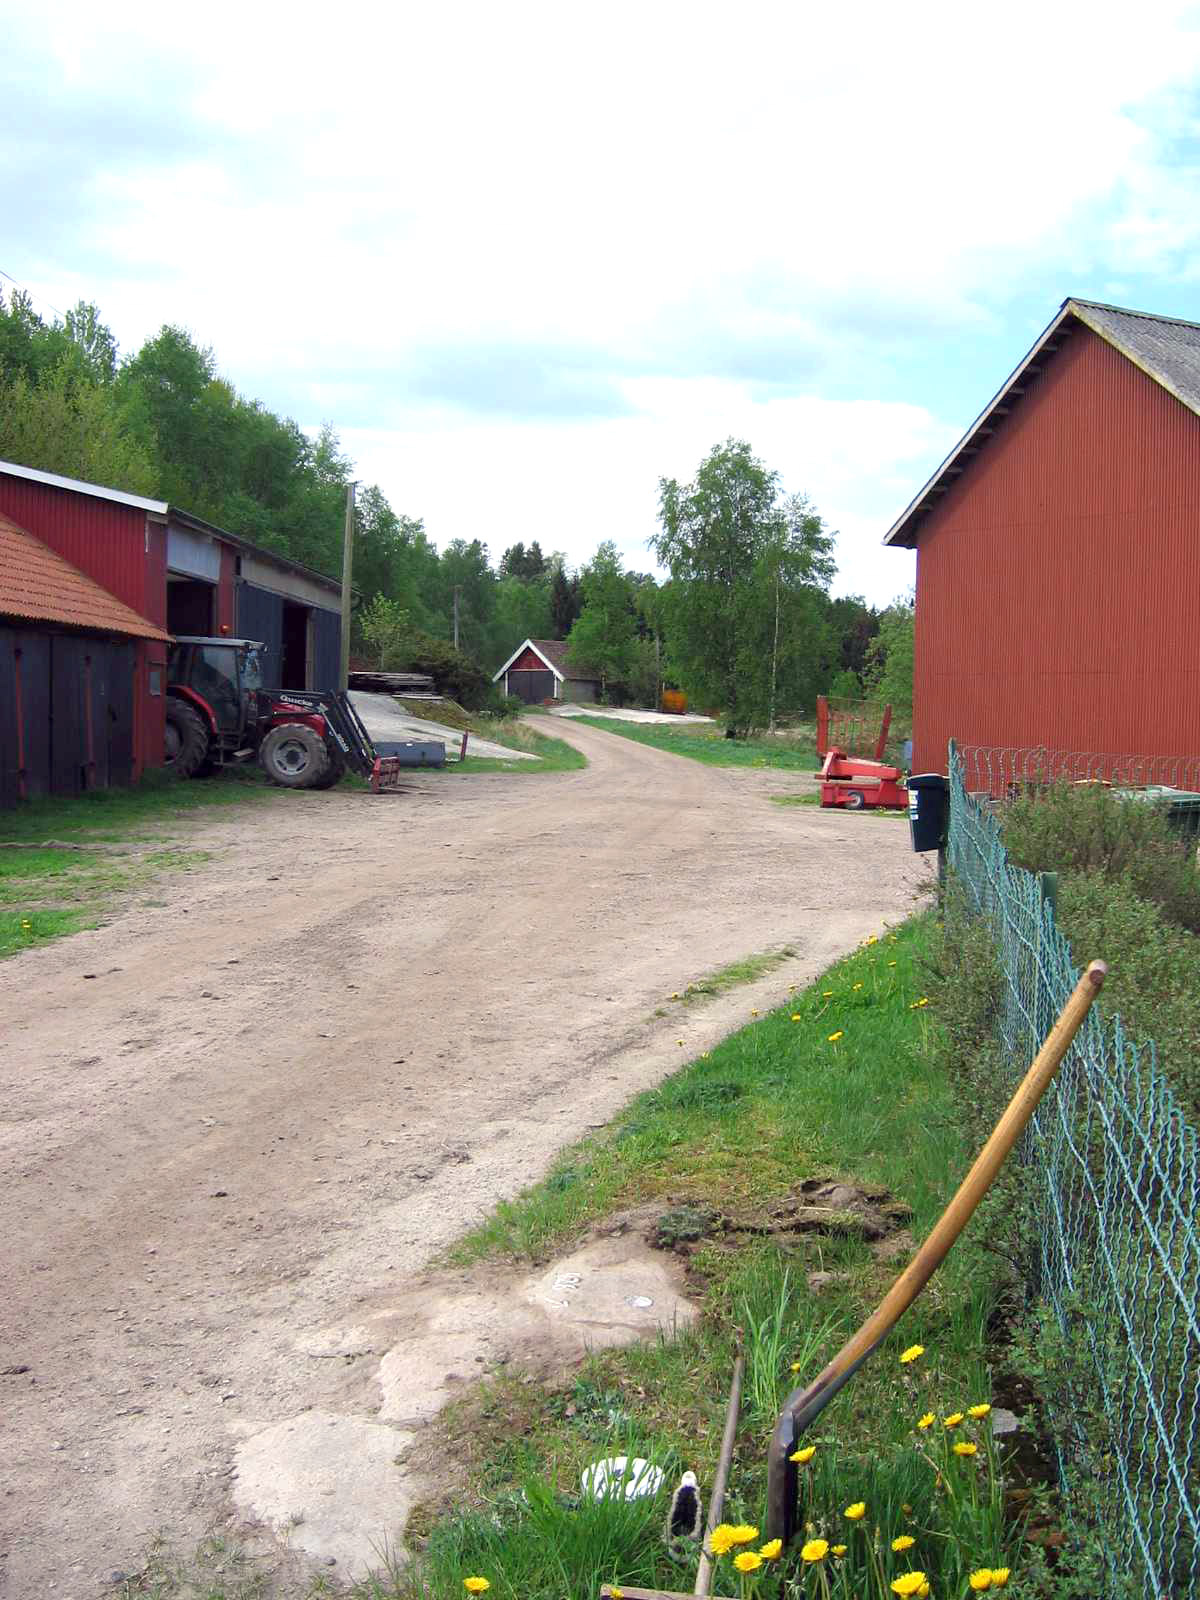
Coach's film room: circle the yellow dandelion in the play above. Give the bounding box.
[852,982,864,990]
[827,1030,844,1042]
[831,1544,847,1556]
[463,1581,490,1595]
[610,1590,624,1600]
[790,1360,802,1372]
[991,1569,1010,1588]
[969,1571,993,1591]
[844,1501,866,1521]
[709,1525,737,1555]
[759,1539,782,1560]
[968,1403,992,1419]
[800,1539,829,1562]
[789,1445,816,1463]
[733,1552,762,1574]
[867,935,878,944]
[791,1013,803,1022]
[899,1344,925,1364]
[822,989,834,997]
[954,1441,978,1457]
[891,1576,927,1597]
[919,1587,931,1598]
[751,1008,758,1016]
[729,1525,759,1546]
[943,1412,964,1427]
[917,997,930,1006]
[891,1535,916,1552]
[917,1412,935,1429]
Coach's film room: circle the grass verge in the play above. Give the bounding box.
[397,916,1027,1600]
[0,769,267,959]
[571,716,820,772]
[453,718,587,774]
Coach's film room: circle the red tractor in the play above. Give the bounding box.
[164,636,402,792]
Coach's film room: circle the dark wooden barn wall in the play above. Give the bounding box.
[0,627,137,807]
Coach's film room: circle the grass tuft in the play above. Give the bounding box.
[571,717,821,771]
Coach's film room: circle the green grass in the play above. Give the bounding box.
[572,716,820,771]
[0,770,267,958]
[453,719,587,774]
[657,944,798,1009]
[0,766,269,845]
[395,916,1018,1600]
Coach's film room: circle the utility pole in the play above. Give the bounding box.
[339,482,356,691]
[453,584,461,651]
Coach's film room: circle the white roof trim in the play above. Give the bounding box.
[0,457,169,515]
[492,637,564,682]
[882,305,1075,548]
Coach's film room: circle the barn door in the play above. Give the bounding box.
[508,669,554,703]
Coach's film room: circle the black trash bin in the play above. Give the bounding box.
[908,772,949,853]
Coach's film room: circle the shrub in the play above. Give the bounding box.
[391,631,491,709]
[1055,870,1200,1122]
[1003,781,1200,933]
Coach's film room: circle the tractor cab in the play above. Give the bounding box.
[168,637,268,743]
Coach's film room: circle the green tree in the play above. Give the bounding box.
[358,594,412,668]
[863,593,915,715]
[566,541,638,697]
[494,573,553,661]
[653,440,834,734]
[550,563,580,638]
[0,367,157,494]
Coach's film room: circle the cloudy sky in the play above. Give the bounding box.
[6,1,1200,603]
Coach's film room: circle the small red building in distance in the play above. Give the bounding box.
[493,638,600,704]
[885,299,1200,774]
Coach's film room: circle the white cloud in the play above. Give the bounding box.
[9,1,1200,602]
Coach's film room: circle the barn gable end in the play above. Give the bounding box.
[893,306,1200,770]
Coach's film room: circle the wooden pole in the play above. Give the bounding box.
[339,482,356,692]
[694,1334,744,1599]
[766,960,1107,1543]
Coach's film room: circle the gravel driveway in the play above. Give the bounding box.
[0,719,930,1594]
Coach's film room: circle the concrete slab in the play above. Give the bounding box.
[350,690,540,761]
[232,1411,416,1579]
[550,705,715,725]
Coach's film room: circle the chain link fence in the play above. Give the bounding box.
[948,740,1200,1598]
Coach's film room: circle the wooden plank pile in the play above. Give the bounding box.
[348,670,439,697]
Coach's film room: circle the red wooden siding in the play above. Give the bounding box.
[511,645,551,672]
[912,327,1200,771]
[0,477,154,618]
[0,477,168,770]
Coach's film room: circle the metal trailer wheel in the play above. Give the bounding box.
[258,723,332,789]
[163,699,211,778]
[844,789,867,809]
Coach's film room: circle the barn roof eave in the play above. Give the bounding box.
[492,638,565,682]
[882,304,1076,549]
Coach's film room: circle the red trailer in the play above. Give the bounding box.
[819,746,907,810]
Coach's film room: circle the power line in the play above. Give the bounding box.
[0,266,68,324]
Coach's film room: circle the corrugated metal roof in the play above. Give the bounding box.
[0,456,169,514]
[1070,299,1200,417]
[0,513,172,639]
[883,297,1200,548]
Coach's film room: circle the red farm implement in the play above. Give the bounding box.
[815,696,906,810]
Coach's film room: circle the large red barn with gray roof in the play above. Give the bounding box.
[886,298,1200,774]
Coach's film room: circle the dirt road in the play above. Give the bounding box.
[0,721,929,1595]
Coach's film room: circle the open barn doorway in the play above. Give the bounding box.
[280,601,311,689]
[167,578,214,637]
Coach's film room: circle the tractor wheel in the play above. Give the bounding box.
[844,789,867,809]
[307,745,346,791]
[164,699,211,779]
[258,723,331,789]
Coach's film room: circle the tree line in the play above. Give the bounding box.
[0,285,912,720]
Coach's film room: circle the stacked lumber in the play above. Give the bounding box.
[347,670,438,696]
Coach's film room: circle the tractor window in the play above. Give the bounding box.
[240,645,265,692]
[193,647,242,732]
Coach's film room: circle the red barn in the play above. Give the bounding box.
[0,459,345,786]
[493,638,600,704]
[885,299,1200,775]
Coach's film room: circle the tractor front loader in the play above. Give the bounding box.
[164,636,403,793]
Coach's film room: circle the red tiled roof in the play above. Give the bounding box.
[0,513,171,640]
